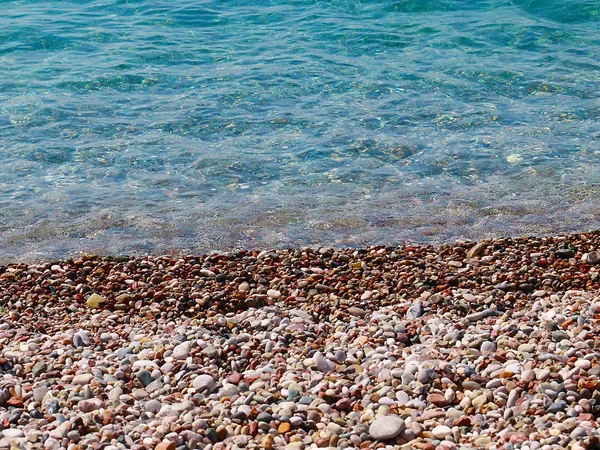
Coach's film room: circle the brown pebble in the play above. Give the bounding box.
[262,434,275,449]
[453,416,471,427]
[426,393,451,407]
[466,242,486,258]
[278,422,291,433]
[154,442,175,450]
[227,373,244,385]
[7,397,24,407]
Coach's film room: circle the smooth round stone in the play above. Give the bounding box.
[66,430,80,441]
[44,437,60,450]
[192,374,216,392]
[391,368,403,379]
[2,429,24,438]
[232,435,251,446]
[172,343,189,360]
[547,401,566,414]
[396,391,409,405]
[219,384,239,398]
[431,425,452,439]
[570,427,588,440]
[117,347,133,360]
[306,410,320,423]
[507,390,519,408]
[290,416,303,427]
[348,306,367,318]
[368,415,405,441]
[480,341,496,353]
[379,397,396,406]
[33,386,49,403]
[50,422,70,439]
[73,334,86,347]
[237,404,251,416]
[199,269,216,278]
[518,344,536,353]
[417,368,435,384]
[107,387,123,402]
[299,396,313,405]
[145,399,162,413]
[312,351,334,373]
[257,412,273,423]
[334,350,347,362]
[521,370,536,383]
[72,374,94,385]
[201,346,218,358]
[575,359,591,370]
[504,362,522,374]
[137,369,153,387]
[552,330,569,342]
[267,289,281,299]
[232,410,248,421]
[536,369,550,381]
[472,394,487,409]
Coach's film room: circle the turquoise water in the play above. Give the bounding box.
[1,0,599,261]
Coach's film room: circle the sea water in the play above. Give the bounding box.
[1,0,599,261]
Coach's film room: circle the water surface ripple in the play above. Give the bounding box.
[1,0,599,261]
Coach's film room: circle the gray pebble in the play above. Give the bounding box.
[144,399,161,413]
[369,415,405,441]
[406,302,423,319]
[32,361,48,378]
[137,369,153,387]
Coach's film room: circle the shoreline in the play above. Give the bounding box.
[1,232,600,449]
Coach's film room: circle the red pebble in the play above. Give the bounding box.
[227,373,243,385]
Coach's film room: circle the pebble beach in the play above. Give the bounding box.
[2,233,600,450]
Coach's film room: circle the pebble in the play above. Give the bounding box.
[521,369,536,382]
[137,369,153,387]
[32,361,48,378]
[312,351,334,373]
[192,374,216,392]
[432,425,452,439]
[552,330,569,342]
[348,306,367,317]
[267,289,282,299]
[72,374,94,385]
[570,427,588,440]
[33,386,48,403]
[86,293,106,308]
[406,301,423,319]
[154,442,175,450]
[79,398,105,412]
[145,399,162,413]
[369,415,406,441]
[480,341,496,353]
[584,251,600,264]
[2,429,24,438]
[172,343,189,359]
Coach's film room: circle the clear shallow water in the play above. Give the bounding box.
[1,0,599,261]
